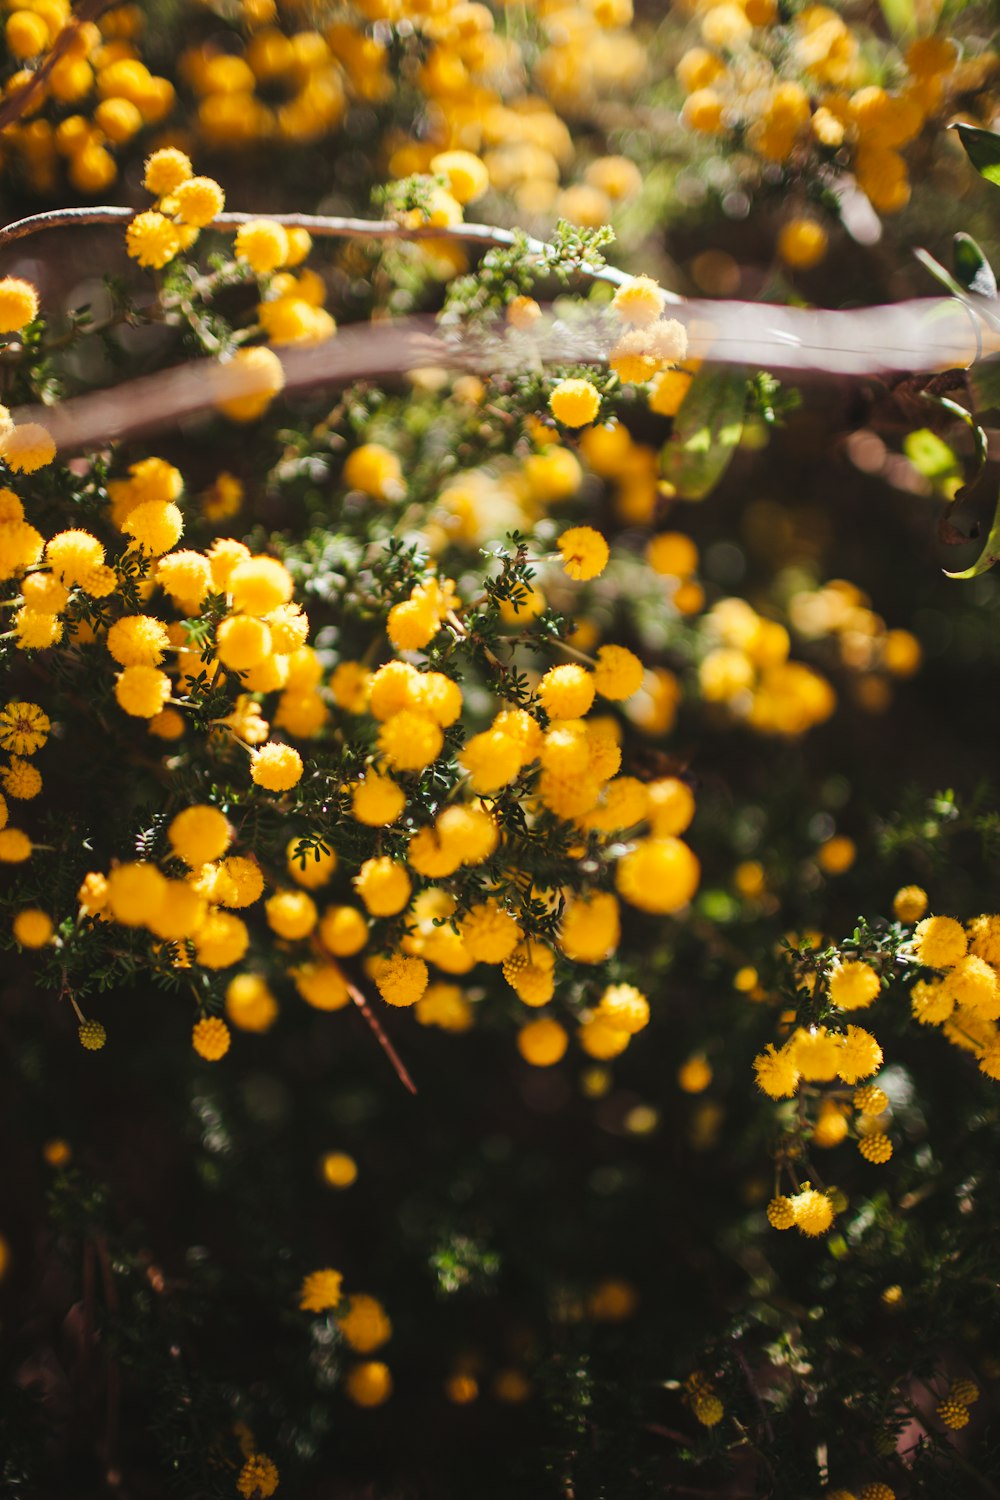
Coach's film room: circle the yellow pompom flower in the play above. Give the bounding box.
[858,1132,893,1163]
[430,149,489,204]
[1,758,41,800]
[216,615,273,671]
[354,856,411,916]
[343,443,404,501]
[78,1018,107,1050]
[319,905,368,956]
[374,953,428,1007]
[225,974,278,1033]
[0,702,50,756]
[193,912,250,968]
[123,500,183,556]
[250,742,303,792]
[753,1042,800,1098]
[228,555,293,614]
[0,277,40,333]
[265,889,318,940]
[458,729,522,792]
[338,1293,392,1352]
[13,908,53,948]
[293,962,349,1011]
[287,836,336,888]
[549,378,601,428]
[593,645,644,701]
[914,915,967,969]
[893,885,927,923]
[777,219,828,270]
[793,1185,835,1237]
[217,856,265,908]
[597,982,649,1034]
[0,423,56,473]
[192,1016,231,1060]
[560,892,620,963]
[115,665,172,718]
[611,276,665,327]
[106,615,170,668]
[173,175,225,227]
[377,710,443,772]
[0,828,32,862]
[235,219,290,274]
[538,664,595,721]
[558,526,609,582]
[215,347,286,423]
[125,211,182,269]
[346,1361,393,1407]
[299,1267,343,1312]
[518,1017,569,1067]
[766,1195,796,1229]
[692,1392,724,1426]
[236,1455,280,1499]
[836,1025,883,1084]
[828,959,880,1011]
[615,837,700,914]
[321,1152,358,1190]
[460,901,522,964]
[142,147,192,196]
[46,529,104,586]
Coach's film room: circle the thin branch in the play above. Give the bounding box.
[0,205,639,293]
[346,978,417,1096]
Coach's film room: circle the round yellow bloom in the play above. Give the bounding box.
[178,902,240,963]
[215,347,286,423]
[593,645,643,701]
[0,277,39,333]
[236,1455,279,1500]
[337,1292,391,1351]
[914,914,967,969]
[0,701,49,756]
[458,729,522,793]
[378,710,443,772]
[143,147,192,196]
[374,953,428,1007]
[893,885,927,923]
[430,148,489,204]
[123,500,183,556]
[793,1185,834,1237]
[615,837,699,914]
[293,961,349,1011]
[460,901,522,964]
[265,888,318,940]
[538,664,595,721]
[107,615,170,668]
[558,526,609,582]
[828,959,880,1011]
[251,742,303,792]
[115,665,172,718]
[319,904,368,956]
[287,836,336,888]
[753,1042,799,1099]
[549,378,601,428]
[192,1016,231,1060]
[0,423,56,473]
[354,857,411,916]
[1,757,41,800]
[346,1360,393,1406]
[559,892,620,963]
[777,219,828,269]
[5,12,48,61]
[343,443,404,501]
[47,529,104,586]
[125,211,182,269]
[837,1025,883,1084]
[79,1018,107,1050]
[228,555,293,615]
[13,908,53,947]
[692,1392,724,1426]
[611,276,665,327]
[168,806,232,868]
[767,1195,796,1229]
[217,856,265,908]
[299,1267,343,1312]
[173,175,225,227]
[858,1132,893,1163]
[321,1152,358,1190]
[0,828,32,862]
[518,1017,568,1067]
[224,974,278,1033]
[817,834,855,875]
[235,219,290,274]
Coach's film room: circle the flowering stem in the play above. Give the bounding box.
[346,978,417,1096]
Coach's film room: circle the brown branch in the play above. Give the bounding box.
[0,0,117,133]
[0,205,637,293]
[346,979,417,1096]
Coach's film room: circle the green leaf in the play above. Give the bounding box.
[970,358,1000,414]
[954,233,998,299]
[944,485,1000,578]
[878,0,916,39]
[660,366,747,501]
[952,122,1000,187]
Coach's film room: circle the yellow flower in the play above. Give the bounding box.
[549,378,601,428]
[558,526,609,582]
[299,1267,344,1312]
[0,277,39,333]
